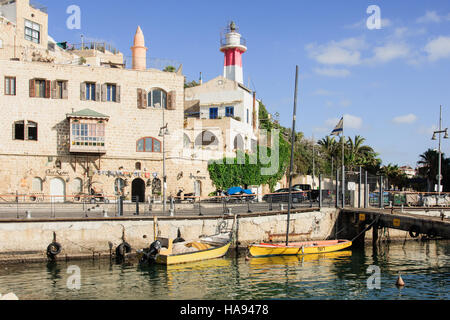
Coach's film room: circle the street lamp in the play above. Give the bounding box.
[431,105,448,197]
[158,103,170,214]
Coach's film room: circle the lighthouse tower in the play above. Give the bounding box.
[220,21,247,84]
[131,26,148,71]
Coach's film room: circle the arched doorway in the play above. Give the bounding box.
[132,178,145,203]
[50,177,66,203]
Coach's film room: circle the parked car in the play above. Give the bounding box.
[292,184,332,202]
[262,188,306,203]
[226,187,256,203]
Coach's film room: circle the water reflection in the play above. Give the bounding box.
[0,241,448,300]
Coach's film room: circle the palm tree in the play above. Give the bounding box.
[318,136,338,174]
[417,149,440,192]
[381,164,406,190]
[346,135,375,170]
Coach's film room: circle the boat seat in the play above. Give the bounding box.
[186,242,211,251]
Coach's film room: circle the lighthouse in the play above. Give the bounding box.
[220,21,247,84]
[131,26,148,71]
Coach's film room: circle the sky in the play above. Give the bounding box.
[41,0,450,168]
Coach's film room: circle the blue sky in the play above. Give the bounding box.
[42,0,450,167]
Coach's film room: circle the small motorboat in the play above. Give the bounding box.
[137,232,232,265]
[248,240,352,258]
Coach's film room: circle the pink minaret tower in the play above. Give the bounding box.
[131,26,148,71]
[220,21,247,84]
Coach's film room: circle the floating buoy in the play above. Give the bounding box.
[396,273,405,287]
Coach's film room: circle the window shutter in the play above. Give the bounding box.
[45,80,51,98]
[142,89,147,107]
[51,80,57,99]
[167,91,177,110]
[29,79,35,97]
[137,88,143,108]
[116,85,121,103]
[95,83,101,101]
[101,84,107,102]
[80,82,86,101]
[62,81,68,99]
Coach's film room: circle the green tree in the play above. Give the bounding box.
[163,65,176,73]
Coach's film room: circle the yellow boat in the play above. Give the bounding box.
[248,240,352,258]
[249,250,352,266]
[138,232,232,266]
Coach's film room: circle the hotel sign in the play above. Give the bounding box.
[46,169,69,176]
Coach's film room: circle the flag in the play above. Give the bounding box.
[331,117,344,136]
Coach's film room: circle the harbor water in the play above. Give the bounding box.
[0,240,448,300]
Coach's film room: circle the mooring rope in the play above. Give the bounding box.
[351,218,379,242]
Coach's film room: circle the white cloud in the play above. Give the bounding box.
[417,11,442,23]
[393,114,417,124]
[325,114,363,130]
[424,36,450,61]
[314,67,351,78]
[370,42,411,63]
[343,114,363,129]
[306,37,365,66]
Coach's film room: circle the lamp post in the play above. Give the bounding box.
[432,105,448,197]
[158,103,170,214]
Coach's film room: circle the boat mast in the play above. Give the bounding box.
[286,66,299,246]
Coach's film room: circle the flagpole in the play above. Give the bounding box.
[286,65,299,247]
[341,117,345,209]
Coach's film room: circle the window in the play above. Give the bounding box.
[195,131,219,147]
[247,109,249,124]
[135,162,142,170]
[14,121,25,140]
[225,106,234,118]
[72,178,83,193]
[106,84,117,102]
[148,89,167,108]
[0,39,3,49]
[137,137,161,153]
[35,79,46,98]
[86,83,96,101]
[32,178,43,193]
[30,79,50,98]
[209,107,218,119]
[5,77,16,95]
[54,81,67,99]
[27,121,38,141]
[183,134,191,148]
[71,121,106,147]
[14,121,38,141]
[25,19,40,44]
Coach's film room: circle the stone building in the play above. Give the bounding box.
[0,0,216,202]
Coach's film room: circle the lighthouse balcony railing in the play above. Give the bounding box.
[220,37,247,48]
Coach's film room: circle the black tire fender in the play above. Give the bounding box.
[47,242,62,256]
[116,242,132,257]
[409,226,421,238]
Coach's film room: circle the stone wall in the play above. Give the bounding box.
[0,209,338,263]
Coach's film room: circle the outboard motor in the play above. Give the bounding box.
[140,240,162,264]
